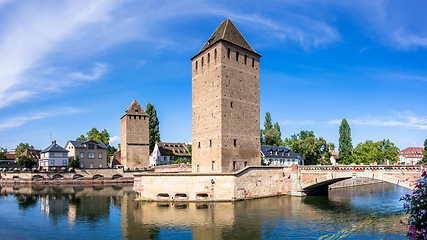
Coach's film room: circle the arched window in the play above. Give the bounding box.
[214,49,217,59]
[227,48,230,59]
[244,55,247,65]
[236,51,239,61]
[201,57,204,68]
[195,61,198,70]
[252,58,255,68]
[208,53,210,64]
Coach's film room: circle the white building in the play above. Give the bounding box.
[149,142,191,167]
[398,147,424,165]
[261,145,304,166]
[40,141,69,170]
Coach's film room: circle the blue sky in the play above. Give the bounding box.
[0,0,426,151]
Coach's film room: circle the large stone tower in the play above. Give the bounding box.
[120,99,149,169]
[191,19,261,173]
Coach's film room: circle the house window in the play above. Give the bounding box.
[212,161,215,170]
[233,161,237,170]
[88,144,95,149]
[89,162,94,168]
[98,153,102,159]
[233,139,237,147]
[99,162,102,168]
[227,48,230,58]
[236,51,239,61]
[80,152,84,159]
[88,152,95,159]
[63,153,67,157]
[63,160,67,166]
[50,152,54,157]
[50,160,55,166]
[80,162,84,168]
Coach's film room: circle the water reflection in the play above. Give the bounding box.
[0,183,411,240]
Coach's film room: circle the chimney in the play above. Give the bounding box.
[52,140,56,144]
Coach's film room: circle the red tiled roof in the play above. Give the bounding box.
[399,147,425,158]
[5,153,16,160]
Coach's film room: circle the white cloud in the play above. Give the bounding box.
[109,135,120,145]
[69,63,108,81]
[0,107,84,130]
[328,112,427,130]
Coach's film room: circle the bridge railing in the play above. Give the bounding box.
[300,165,422,172]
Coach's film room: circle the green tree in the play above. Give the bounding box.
[261,112,284,146]
[379,139,399,164]
[146,103,160,153]
[339,119,354,165]
[353,139,399,165]
[17,156,37,168]
[424,139,427,160]
[76,134,86,141]
[0,152,6,160]
[284,130,334,165]
[68,156,80,169]
[15,143,34,158]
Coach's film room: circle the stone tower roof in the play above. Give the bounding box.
[192,18,260,59]
[121,99,148,119]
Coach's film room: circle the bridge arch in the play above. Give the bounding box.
[299,165,423,195]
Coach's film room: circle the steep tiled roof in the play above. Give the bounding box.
[261,145,304,159]
[399,147,424,158]
[121,99,148,119]
[41,141,68,153]
[158,142,190,157]
[20,149,41,159]
[193,18,260,59]
[67,140,108,149]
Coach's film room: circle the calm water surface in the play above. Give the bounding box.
[0,182,411,239]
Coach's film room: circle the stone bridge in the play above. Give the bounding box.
[291,165,424,195]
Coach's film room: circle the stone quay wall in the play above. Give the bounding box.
[329,177,383,189]
[0,169,135,184]
[134,166,285,201]
[154,164,192,173]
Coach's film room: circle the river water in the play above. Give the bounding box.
[0,182,411,239]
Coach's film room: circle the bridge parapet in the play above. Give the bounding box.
[300,165,422,172]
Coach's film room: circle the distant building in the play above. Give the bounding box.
[261,145,304,166]
[330,151,339,165]
[120,99,150,170]
[19,149,41,160]
[65,140,108,168]
[149,142,191,166]
[399,147,424,165]
[40,141,69,170]
[0,146,7,153]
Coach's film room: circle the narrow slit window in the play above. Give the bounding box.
[201,57,204,68]
[233,161,237,170]
[230,102,233,108]
[244,55,247,65]
[198,142,201,148]
[236,51,239,61]
[212,161,215,170]
[196,61,198,70]
[252,58,255,67]
[209,140,212,147]
[233,139,237,147]
[214,49,217,59]
[227,48,230,58]
[208,53,210,64]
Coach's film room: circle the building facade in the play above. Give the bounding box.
[149,142,191,166]
[191,18,261,173]
[120,100,150,170]
[65,140,108,168]
[399,147,424,165]
[261,145,304,166]
[40,141,69,170]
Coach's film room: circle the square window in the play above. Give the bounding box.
[88,144,95,149]
[80,152,84,159]
[89,162,94,168]
[88,152,95,159]
[63,160,68,166]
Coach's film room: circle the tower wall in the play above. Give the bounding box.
[120,100,149,169]
[192,40,260,173]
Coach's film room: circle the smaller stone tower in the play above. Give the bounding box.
[120,100,149,169]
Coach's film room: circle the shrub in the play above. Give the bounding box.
[400,171,427,240]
